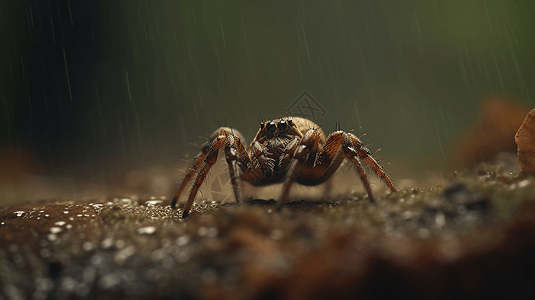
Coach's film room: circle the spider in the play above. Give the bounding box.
[170,117,396,218]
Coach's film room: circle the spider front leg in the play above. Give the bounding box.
[276,128,323,211]
[170,127,251,219]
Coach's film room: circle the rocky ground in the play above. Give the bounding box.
[1,154,535,299]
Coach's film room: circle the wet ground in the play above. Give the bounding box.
[2,154,535,299]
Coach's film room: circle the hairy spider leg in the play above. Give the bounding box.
[348,156,375,204]
[249,141,276,178]
[170,153,207,209]
[276,128,326,210]
[303,131,396,192]
[170,127,252,218]
[180,143,219,218]
[277,130,396,210]
[225,133,256,204]
[361,155,397,192]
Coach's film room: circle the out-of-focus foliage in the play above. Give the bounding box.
[2,0,534,186]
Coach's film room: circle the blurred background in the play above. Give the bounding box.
[1,0,534,205]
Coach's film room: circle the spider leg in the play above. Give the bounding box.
[348,156,375,203]
[336,133,396,192]
[277,130,396,210]
[361,155,396,192]
[276,128,323,211]
[224,133,251,204]
[181,147,219,218]
[171,127,251,219]
[343,131,396,196]
[313,131,396,194]
[250,141,276,178]
[170,153,208,209]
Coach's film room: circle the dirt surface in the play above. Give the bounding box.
[1,154,535,299]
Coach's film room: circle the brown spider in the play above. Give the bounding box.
[171,117,396,218]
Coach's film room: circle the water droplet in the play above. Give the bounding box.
[518,179,530,188]
[137,226,156,235]
[151,249,165,262]
[435,212,446,228]
[101,237,114,249]
[177,248,191,263]
[176,235,190,246]
[14,211,25,217]
[4,284,24,300]
[120,198,132,205]
[197,227,207,236]
[83,242,95,252]
[146,200,163,207]
[61,276,77,292]
[160,238,171,248]
[49,227,62,234]
[99,273,121,290]
[35,277,54,293]
[207,228,218,238]
[115,239,125,249]
[54,221,66,226]
[114,246,135,265]
[90,254,104,265]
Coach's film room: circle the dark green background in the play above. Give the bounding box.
[2,0,534,187]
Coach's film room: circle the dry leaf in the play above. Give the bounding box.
[515,108,535,174]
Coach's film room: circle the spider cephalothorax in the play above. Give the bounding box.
[171,117,396,218]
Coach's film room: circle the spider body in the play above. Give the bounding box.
[171,117,396,218]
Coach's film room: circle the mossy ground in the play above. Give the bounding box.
[1,153,535,299]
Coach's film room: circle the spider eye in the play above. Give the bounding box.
[259,122,265,129]
[266,122,276,132]
[278,120,288,132]
[288,119,294,126]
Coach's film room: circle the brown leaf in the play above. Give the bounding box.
[515,108,535,174]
